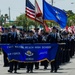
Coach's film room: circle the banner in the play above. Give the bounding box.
[0,43,58,62]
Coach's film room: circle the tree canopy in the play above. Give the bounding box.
[1,10,75,29]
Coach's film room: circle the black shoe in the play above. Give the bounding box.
[8,70,12,73]
[30,71,33,73]
[50,70,53,73]
[14,71,17,73]
[35,67,39,69]
[54,70,57,73]
[26,71,29,73]
[44,67,47,69]
[17,67,20,70]
[3,65,9,67]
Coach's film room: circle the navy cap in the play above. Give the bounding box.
[62,31,68,35]
[12,25,16,28]
[53,26,57,29]
[20,28,23,31]
[29,30,34,33]
[4,28,8,30]
[34,28,39,31]
[23,29,26,32]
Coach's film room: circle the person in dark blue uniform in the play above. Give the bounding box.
[61,31,70,63]
[8,25,19,73]
[1,28,9,67]
[47,26,60,73]
[18,29,27,69]
[25,30,37,73]
[34,28,40,69]
[40,30,49,69]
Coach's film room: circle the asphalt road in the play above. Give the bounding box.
[0,54,75,75]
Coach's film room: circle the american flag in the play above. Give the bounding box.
[26,0,50,32]
[26,0,42,23]
[26,0,35,20]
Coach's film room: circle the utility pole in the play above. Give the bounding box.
[8,7,11,22]
[51,0,53,6]
[0,10,1,16]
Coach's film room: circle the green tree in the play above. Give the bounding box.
[15,14,36,30]
[66,10,75,26]
[0,14,9,26]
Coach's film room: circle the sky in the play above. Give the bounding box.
[0,0,75,20]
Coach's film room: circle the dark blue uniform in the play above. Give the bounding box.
[1,33,9,67]
[25,31,37,73]
[8,31,19,73]
[47,31,59,72]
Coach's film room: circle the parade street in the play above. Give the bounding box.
[0,54,75,75]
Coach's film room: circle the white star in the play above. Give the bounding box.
[55,11,60,20]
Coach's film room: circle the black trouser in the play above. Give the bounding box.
[9,61,18,72]
[3,51,9,66]
[41,60,48,69]
[51,61,58,72]
[27,63,34,72]
[35,62,39,69]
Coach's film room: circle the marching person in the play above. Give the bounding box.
[25,30,38,73]
[62,31,70,63]
[1,28,9,67]
[34,28,40,69]
[8,25,20,73]
[40,30,49,69]
[47,26,60,73]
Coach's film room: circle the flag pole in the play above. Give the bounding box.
[43,0,45,31]
[51,0,53,6]
[35,0,37,29]
[25,0,28,31]
[43,0,50,32]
